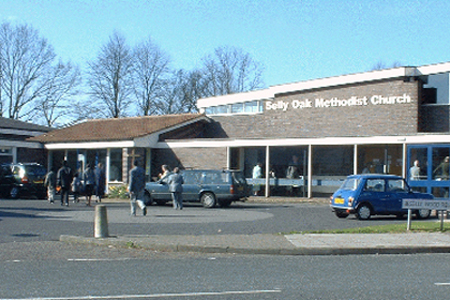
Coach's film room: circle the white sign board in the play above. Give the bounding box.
[402,199,450,211]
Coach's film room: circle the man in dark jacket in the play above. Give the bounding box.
[128,160,147,216]
[57,161,73,206]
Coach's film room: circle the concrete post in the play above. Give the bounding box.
[94,205,109,238]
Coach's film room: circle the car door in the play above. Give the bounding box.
[360,178,388,213]
[385,178,409,212]
[180,171,201,201]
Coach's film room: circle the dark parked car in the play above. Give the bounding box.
[2,163,47,199]
[330,174,434,220]
[145,169,251,208]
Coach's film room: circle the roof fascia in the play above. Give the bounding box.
[2,140,44,149]
[415,61,450,76]
[45,140,135,150]
[157,134,450,148]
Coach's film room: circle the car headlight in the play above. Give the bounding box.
[348,197,354,206]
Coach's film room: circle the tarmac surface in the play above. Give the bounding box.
[60,196,450,256]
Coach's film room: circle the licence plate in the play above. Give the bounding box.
[34,180,43,184]
[334,197,345,204]
[237,186,244,191]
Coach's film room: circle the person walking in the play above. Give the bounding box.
[83,163,96,206]
[44,167,56,204]
[167,167,184,210]
[95,162,106,203]
[57,161,73,206]
[128,160,147,216]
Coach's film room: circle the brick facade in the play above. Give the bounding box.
[209,79,421,139]
[152,147,227,177]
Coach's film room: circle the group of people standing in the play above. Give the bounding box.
[127,162,184,217]
[44,161,106,207]
[157,164,184,210]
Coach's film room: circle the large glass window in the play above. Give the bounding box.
[109,149,123,182]
[409,147,427,180]
[432,147,450,181]
[357,145,402,175]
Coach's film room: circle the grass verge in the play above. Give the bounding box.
[286,221,450,234]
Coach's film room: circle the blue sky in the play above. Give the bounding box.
[1,0,450,88]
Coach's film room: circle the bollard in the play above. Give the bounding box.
[94,205,109,238]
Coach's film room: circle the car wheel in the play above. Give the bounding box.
[201,192,216,208]
[10,187,20,199]
[356,204,371,220]
[416,209,431,219]
[335,211,349,218]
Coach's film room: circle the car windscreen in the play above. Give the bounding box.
[340,178,360,191]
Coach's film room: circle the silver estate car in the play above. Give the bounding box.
[145,169,251,208]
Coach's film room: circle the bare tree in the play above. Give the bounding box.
[177,69,205,113]
[201,46,264,97]
[132,37,171,116]
[0,22,56,120]
[35,60,81,127]
[87,31,134,118]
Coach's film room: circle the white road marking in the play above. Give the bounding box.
[1,289,281,299]
[67,258,133,262]
[435,282,450,286]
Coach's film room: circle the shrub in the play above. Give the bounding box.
[108,185,129,199]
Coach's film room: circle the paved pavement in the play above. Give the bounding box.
[59,197,450,255]
[60,232,450,256]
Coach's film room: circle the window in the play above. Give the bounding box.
[231,103,244,113]
[365,179,385,192]
[205,100,263,115]
[109,149,123,182]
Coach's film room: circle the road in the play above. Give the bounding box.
[1,199,445,299]
[1,241,450,299]
[0,198,416,243]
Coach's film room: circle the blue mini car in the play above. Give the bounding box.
[330,174,434,220]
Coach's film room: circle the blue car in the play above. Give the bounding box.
[330,174,434,220]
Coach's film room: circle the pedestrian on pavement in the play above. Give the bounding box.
[128,159,147,216]
[83,163,96,206]
[57,161,73,206]
[168,167,184,210]
[95,162,106,203]
[44,167,56,204]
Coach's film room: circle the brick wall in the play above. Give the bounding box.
[209,79,420,139]
[152,147,227,175]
